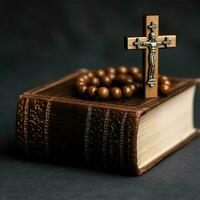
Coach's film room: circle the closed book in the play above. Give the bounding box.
[16,70,199,175]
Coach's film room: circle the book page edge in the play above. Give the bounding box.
[137,130,199,175]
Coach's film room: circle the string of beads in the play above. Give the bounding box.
[74,66,171,100]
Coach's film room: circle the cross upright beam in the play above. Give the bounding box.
[125,15,176,98]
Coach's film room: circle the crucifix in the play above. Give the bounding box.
[125,15,176,98]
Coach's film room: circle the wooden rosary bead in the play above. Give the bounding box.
[106,66,116,74]
[129,83,137,94]
[77,85,87,95]
[162,79,171,86]
[108,73,116,80]
[98,87,109,99]
[95,69,105,78]
[101,76,112,87]
[87,86,98,97]
[82,74,90,82]
[87,72,94,78]
[75,79,86,87]
[129,66,140,76]
[110,87,122,99]
[117,65,128,74]
[134,72,142,82]
[158,75,169,84]
[122,86,133,98]
[75,76,88,84]
[116,74,127,84]
[90,77,100,87]
[159,84,170,96]
[123,75,134,85]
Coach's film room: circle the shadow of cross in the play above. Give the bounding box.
[125,15,176,98]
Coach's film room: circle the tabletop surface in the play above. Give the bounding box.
[1,136,200,200]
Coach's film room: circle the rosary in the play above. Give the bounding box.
[74,66,171,100]
[74,15,175,100]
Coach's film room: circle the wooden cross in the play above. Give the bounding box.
[125,15,176,98]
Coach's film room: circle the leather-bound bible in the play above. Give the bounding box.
[16,70,199,175]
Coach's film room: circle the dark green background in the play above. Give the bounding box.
[1,0,200,199]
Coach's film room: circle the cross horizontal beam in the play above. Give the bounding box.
[125,35,176,50]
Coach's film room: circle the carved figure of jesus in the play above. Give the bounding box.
[145,32,162,87]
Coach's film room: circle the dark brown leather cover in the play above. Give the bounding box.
[16,70,198,175]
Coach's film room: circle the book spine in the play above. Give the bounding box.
[84,106,138,173]
[16,95,139,174]
[16,95,52,157]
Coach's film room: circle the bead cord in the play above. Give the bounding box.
[74,66,171,100]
